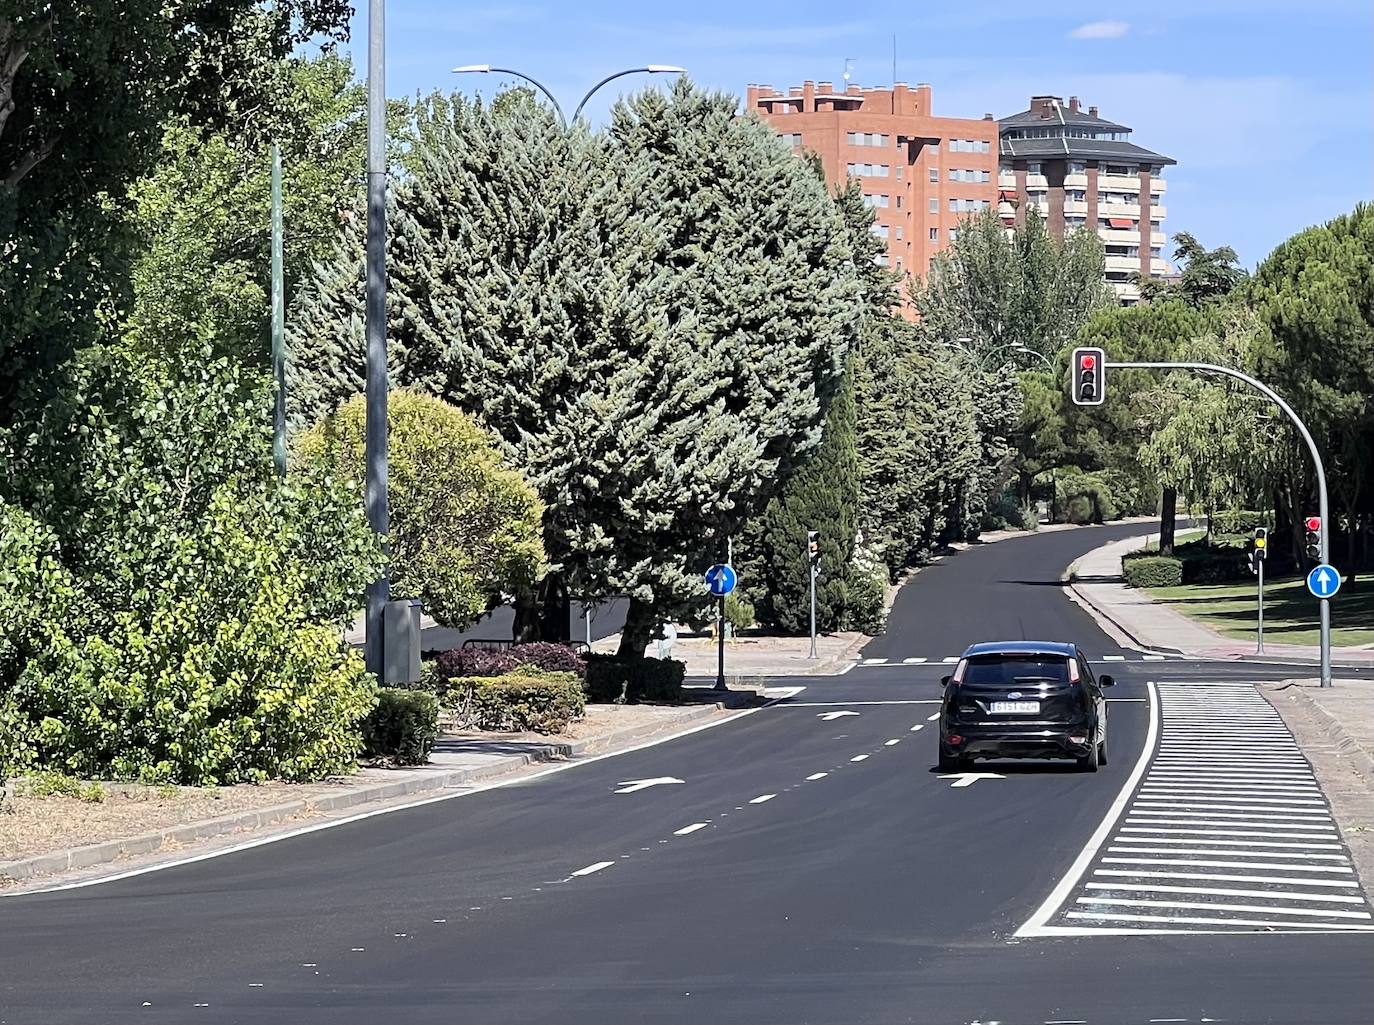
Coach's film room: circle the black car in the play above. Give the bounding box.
[937,641,1112,773]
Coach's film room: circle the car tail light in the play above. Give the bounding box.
[1066,658,1080,682]
[1069,735,1086,744]
[947,734,963,745]
[950,659,968,684]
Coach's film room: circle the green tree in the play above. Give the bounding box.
[297,391,545,628]
[288,82,863,654]
[0,2,352,425]
[740,370,859,632]
[1140,231,1248,307]
[0,343,381,784]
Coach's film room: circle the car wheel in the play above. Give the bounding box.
[938,748,964,772]
[1077,734,1100,773]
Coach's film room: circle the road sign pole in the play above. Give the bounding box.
[809,564,817,659]
[1256,557,1265,655]
[1107,359,1332,688]
[716,594,726,691]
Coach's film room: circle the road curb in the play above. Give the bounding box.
[0,703,725,885]
[1266,682,1374,782]
[1063,578,1188,656]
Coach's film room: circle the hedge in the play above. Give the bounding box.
[1123,556,1183,589]
[435,647,519,680]
[585,655,685,704]
[1212,509,1273,535]
[361,688,439,766]
[433,642,587,684]
[453,674,585,734]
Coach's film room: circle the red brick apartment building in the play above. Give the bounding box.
[747,81,999,287]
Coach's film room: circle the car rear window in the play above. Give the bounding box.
[962,655,1071,685]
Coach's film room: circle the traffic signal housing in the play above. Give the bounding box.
[807,530,821,572]
[1253,527,1268,562]
[1071,346,1106,406]
[1305,516,1322,563]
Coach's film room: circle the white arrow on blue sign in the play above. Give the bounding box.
[705,563,737,597]
[1307,564,1342,599]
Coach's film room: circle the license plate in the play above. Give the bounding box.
[991,701,1040,714]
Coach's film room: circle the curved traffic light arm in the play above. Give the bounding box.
[1106,359,1333,687]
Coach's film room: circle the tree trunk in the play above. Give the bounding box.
[537,572,570,643]
[616,595,657,659]
[512,589,540,643]
[1159,486,1177,556]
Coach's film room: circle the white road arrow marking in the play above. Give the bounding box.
[938,772,1006,788]
[817,710,860,721]
[614,777,684,794]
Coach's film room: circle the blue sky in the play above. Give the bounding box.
[344,1,1372,269]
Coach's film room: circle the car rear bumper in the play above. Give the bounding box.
[941,723,1094,760]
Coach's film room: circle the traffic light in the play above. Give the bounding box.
[1305,516,1322,563]
[807,530,821,572]
[1253,527,1268,562]
[1071,346,1106,406]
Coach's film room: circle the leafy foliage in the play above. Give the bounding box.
[584,655,685,705]
[0,345,381,783]
[453,674,585,734]
[362,689,439,766]
[1122,556,1183,589]
[297,390,544,628]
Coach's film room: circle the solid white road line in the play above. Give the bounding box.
[1119,827,1340,840]
[570,861,615,877]
[1015,680,1160,938]
[1065,910,1374,931]
[805,773,828,781]
[1130,808,1333,822]
[1126,818,1338,832]
[787,700,940,707]
[1108,845,1350,859]
[1083,882,1365,904]
[1101,856,1354,872]
[673,822,709,836]
[1074,896,1371,919]
[1111,837,1342,849]
[1093,869,1360,887]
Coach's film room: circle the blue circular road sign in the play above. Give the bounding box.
[1306,564,1342,599]
[705,563,737,597]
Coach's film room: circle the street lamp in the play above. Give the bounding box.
[452,64,686,127]
[1011,343,1055,374]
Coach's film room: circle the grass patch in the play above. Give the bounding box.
[1148,573,1374,647]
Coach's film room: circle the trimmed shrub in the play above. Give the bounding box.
[435,647,519,681]
[508,642,587,680]
[1176,538,1250,584]
[454,674,585,734]
[1123,556,1183,589]
[585,655,685,704]
[361,688,439,766]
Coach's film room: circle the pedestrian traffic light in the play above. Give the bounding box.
[1253,527,1268,561]
[1071,346,1106,406]
[1305,516,1322,562]
[807,530,821,572]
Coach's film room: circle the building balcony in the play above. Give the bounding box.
[1151,204,1168,219]
[1065,172,1088,188]
[1151,177,1168,194]
[1111,279,1143,303]
[1064,199,1088,214]
[1098,173,1143,191]
[1105,254,1144,272]
[1098,227,1142,245]
[998,172,1017,187]
[1099,201,1141,218]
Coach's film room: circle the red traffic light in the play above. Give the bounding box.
[1080,354,1096,370]
[1305,516,1322,532]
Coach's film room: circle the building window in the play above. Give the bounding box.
[872,224,889,239]
[1065,216,1087,229]
[1066,190,1086,202]
[928,227,938,241]
[846,131,890,147]
[949,227,959,241]
[896,196,902,209]
[929,197,938,214]
[1151,193,1162,206]
[1028,162,1042,175]
[862,193,890,209]
[980,169,991,183]
[778,132,802,148]
[929,167,939,183]
[846,162,890,178]
[1070,161,1086,173]
[949,197,958,212]
[894,226,903,240]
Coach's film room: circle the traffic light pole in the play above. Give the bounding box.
[809,564,817,660]
[1108,360,1331,687]
[1256,556,1265,656]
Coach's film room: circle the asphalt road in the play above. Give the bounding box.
[4,524,1372,1024]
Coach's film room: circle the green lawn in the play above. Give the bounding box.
[1148,573,1374,647]
[1138,528,1206,552]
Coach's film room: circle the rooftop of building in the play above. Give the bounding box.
[997,94,1175,167]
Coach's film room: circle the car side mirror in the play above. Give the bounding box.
[940,675,952,687]
[1099,674,1115,687]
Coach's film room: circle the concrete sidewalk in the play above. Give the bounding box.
[1068,533,1374,666]
[1262,679,1374,888]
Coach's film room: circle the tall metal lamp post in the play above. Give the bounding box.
[364,0,389,677]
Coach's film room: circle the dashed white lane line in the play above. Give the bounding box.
[941,656,960,663]
[749,794,776,804]
[885,739,902,746]
[1102,655,1126,661]
[570,861,616,877]
[926,712,941,721]
[850,754,869,762]
[806,772,828,781]
[909,724,926,732]
[862,657,888,666]
[903,657,928,664]
[1143,655,1167,661]
[673,823,709,836]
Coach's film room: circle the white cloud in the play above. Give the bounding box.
[1069,20,1131,39]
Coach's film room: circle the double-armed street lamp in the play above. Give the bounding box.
[451,64,687,126]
